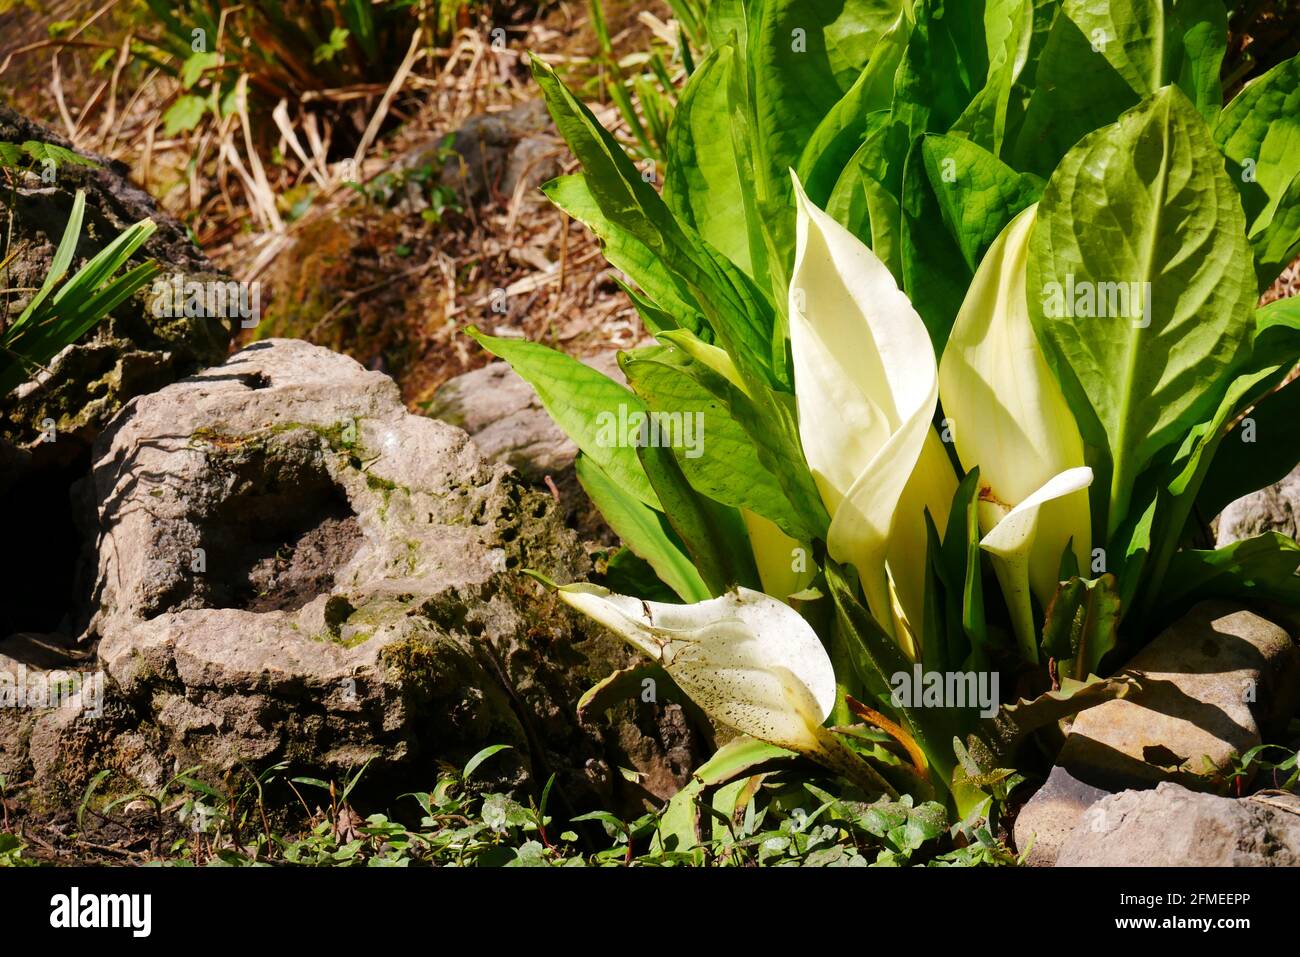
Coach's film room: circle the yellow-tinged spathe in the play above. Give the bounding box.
[938,205,1093,660]
[788,174,955,646]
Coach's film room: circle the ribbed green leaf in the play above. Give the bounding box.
[1157,533,1300,615]
[619,347,802,539]
[636,442,759,594]
[467,329,660,510]
[575,454,709,603]
[1010,9,1139,177]
[663,46,753,274]
[544,174,704,334]
[1029,86,1255,535]
[1216,52,1300,288]
[920,132,1043,272]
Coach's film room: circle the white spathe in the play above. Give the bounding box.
[557,583,836,754]
[788,174,953,643]
[938,205,1093,660]
[980,466,1095,660]
[938,204,1091,589]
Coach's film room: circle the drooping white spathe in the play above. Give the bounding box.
[980,467,1094,659]
[557,583,836,754]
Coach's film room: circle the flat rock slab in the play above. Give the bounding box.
[1015,600,1298,865]
[1057,782,1300,866]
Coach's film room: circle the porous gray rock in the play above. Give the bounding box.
[436,100,560,205]
[6,339,703,808]
[427,353,623,482]
[0,107,235,646]
[1056,782,1300,866]
[1014,600,1299,865]
[427,353,625,542]
[1216,464,1300,546]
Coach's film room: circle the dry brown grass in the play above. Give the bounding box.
[0,0,677,403]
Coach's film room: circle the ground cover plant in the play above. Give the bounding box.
[0,745,1022,866]
[472,0,1300,838]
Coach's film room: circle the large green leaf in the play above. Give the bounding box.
[575,455,709,603]
[825,113,908,279]
[705,0,749,53]
[796,6,910,207]
[900,138,969,352]
[1028,85,1256,535]
[636,441,760,594]
[746,0,902,273]
[1191,299,1300,521]
[544,174,704,334]
[1134,305,1298,620]
[1010,8,1139,177]
[1196,377,1300,525]
[1169,0,1227,121]
[532,57,778,390]
[663,46,753,274]
[1039,574,1121,680]
[1060,0,1225,120]
[1215,53,1300,289]
[795,65,881,208]
[920,132,1043,272]
[1250,295,1300,371]
[732,384,832,542]
[891,0,990,139]
[467,329,660,509]
[654,330,830,542]
[618,347,808,540]
[949,0,1040,154]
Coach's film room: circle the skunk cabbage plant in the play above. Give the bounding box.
[471,0,1300,831]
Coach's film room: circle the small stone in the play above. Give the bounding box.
[1058,601,1296,786]
[1216,464,1300,546]
[1011,765,1112,865]
[1056,782,1300,866]
[427,353,624,483]
[1014,600,1298,865]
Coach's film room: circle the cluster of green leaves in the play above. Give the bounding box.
[122,0,470,137]
[581,0,709,163]
[345,134,464,224]
[0,140,99,174]
[470,0,1300,825]
[4,746,1012,867]
[1220,740,1300,794]
[1,188,159,393]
